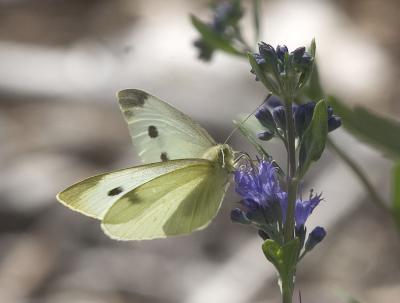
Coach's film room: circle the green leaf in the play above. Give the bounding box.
[248,53,280,94]
[190,15,244,56]
[309,38,316,57]
[302,61,324,101]
[392,161,400,227]
[328,96,400,159]
[298,100,328,177]
[262,238,300,280]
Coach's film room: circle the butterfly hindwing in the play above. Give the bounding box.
[101,159,230,240]
[56,160,203,220]
[118,89,216,163]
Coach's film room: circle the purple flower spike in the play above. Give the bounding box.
[233,161,324,240]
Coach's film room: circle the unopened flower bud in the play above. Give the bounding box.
[276,45,288,61]
[301,52,312,65]
[252,53,266,65]
[273,106,286,130]
[294,102,316,137]
[305,226,326,251]
[291,47,306,63]
[259,42,276,61]
[258,131,274,141]
[255,104,275,129]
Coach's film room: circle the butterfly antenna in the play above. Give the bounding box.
[223,93,272,145]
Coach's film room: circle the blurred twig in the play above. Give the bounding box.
[327,137,388,213]
[252,0,261,44]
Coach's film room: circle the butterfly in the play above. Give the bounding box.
[57,89,235,240]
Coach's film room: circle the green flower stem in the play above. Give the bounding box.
[281,94,298,303]
[283,96,298,244]
[281,275,294,303]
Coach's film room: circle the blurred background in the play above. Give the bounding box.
[0,0,399,302]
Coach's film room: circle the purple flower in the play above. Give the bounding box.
[234,161,283,207]
[295,193,322,228]
[233,161,324,240]
[275,191,322,228]
[234,161,287,226]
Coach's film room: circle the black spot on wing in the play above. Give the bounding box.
[161,152,169,162]
[108,187,123,196]
[119,89,148,108]
[148,125,158,138]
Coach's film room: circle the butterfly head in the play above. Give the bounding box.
[202,144,235,172]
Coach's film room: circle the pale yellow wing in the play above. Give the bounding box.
[118,89,216,163]
[101,159,230,240]
[56,160,205,220]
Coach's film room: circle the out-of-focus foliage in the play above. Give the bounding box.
[191,0,248,60]
[392,162,400,226]
[328,96,400,160]
[191,15,244,59]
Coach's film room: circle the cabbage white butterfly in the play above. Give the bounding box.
[57,89,235,240]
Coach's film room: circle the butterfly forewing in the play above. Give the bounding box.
[56,160,204,219]
[101,159,230,240]
[118,89,216,163]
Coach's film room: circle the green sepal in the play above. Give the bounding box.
[248,53,280,94]
[392,161,400,227]
[262,238,300,280]
[190,15,244,56]
[302,61,324,101]
[297,39,315,89]
[298,99,328,177]
[328,95,400,159]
